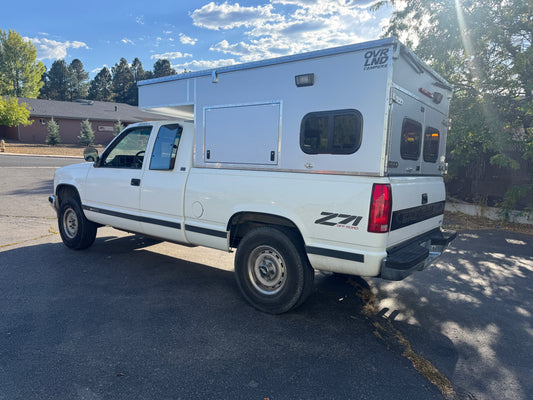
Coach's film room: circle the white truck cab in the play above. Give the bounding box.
[50,38,456,313]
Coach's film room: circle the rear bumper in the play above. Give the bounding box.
[380,228,457,281]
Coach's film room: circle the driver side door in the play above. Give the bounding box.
[82,124,153,233]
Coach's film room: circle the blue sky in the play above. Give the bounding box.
[1,0,394,77]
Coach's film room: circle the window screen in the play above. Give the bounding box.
[150,124,182,170]
[423,127,440,163]
[300,109,362,154]
[400,118,422,160]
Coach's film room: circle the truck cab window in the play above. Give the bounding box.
[423,127,440,163]
[99,126,152,169]
[400,118,422,160]
[300,109,362,154]
[150,124,183,170]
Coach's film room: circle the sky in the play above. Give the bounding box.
[0,0,395,78]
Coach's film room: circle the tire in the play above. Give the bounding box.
[58,197,97,250]
[234,226,314,314]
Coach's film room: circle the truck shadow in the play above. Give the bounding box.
[1,233,451,400]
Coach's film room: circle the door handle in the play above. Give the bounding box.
[131,178,141,186]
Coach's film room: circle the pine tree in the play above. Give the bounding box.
[78,119,95,146]
[68,59,89,100]
[111,58,134,104]
[113,120,124,136]
[131,58,145,82]
[88,67,113,101]
[0,29,45,98]
[153,59,176,78]
[41,59,70,100]
[45,118,61,146]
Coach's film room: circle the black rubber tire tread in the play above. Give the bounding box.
[58,197,97,250]
[234,226,314,314]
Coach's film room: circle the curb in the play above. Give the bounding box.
[0,152,82,159]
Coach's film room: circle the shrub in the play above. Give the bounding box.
[45,118,61,146]
[78,119,94,146]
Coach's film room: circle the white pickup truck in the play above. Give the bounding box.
[50,38,456,313]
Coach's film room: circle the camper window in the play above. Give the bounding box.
[400,118,422,160]
[423,127,440,163]
[300,109,362,155]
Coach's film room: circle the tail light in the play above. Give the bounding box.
[368,183,392,233]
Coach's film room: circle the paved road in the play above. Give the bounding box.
[1,154,532,400]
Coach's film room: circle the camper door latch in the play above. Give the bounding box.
[305,162,314,169]
[392,93,404,105]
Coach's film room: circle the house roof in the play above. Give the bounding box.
[17,98,163,123]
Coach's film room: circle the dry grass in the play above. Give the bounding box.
[1,142,104,158]
[443,210,533,235]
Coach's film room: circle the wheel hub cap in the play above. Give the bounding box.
[249,246,286,295]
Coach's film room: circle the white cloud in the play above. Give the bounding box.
[172,58,238,72]
[136,16,145,25]
[196,0,390,63]
[25,37,89,60]
[91,65,110,74]
[151,51,193,60]
[191,1,283,30]
[121,38,135,45]
[179,34,198,45]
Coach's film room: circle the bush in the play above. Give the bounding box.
[78,119,94,146]
[113,119,124,136]
[45,118,61,146]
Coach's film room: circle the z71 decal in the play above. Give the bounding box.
[314,212,362,230]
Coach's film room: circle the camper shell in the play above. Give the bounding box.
[138,37,452,177]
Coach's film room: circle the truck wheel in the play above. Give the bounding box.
[58,197,97,250]
[234,227,314,314]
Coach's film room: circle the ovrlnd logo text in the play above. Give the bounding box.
[314,212,362,230]
[364,48,389,71]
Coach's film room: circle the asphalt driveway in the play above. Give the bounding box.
[1,153,532,400]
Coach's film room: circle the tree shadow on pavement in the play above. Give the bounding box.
[369,230,533,400]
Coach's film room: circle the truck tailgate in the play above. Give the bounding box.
[388,176,446,248]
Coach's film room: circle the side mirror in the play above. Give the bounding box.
[84,147,98,162]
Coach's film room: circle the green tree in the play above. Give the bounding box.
[45,118,61,146]
[41,59,70,100]
[127,57,147,105]
[0,29,45,98]
[88,67,113,101]
[68,59,89,100]
[375,0,533,209]
[0,96,32,126]
[78,119,95,146]
[152,59,176,78]
[113,120,124,136]
[111,58,134,104]
[131,57,146,82]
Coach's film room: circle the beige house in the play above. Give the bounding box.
[0,98,162,145]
